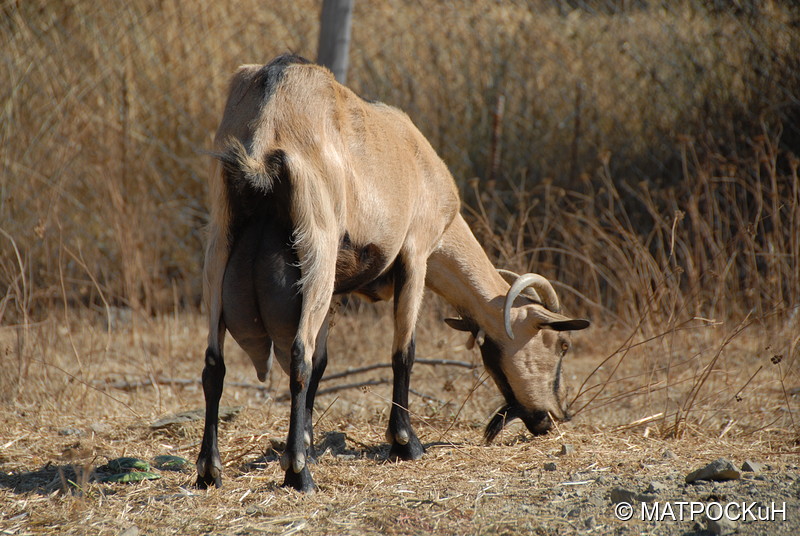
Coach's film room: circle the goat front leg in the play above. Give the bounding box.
[386,254,426,461]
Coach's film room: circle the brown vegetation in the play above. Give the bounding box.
[1,1,799,534]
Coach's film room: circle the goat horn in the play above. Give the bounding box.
[497,269,543,303]
[503,273,561,339]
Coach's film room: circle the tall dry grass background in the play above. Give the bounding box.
[1,0,799,441]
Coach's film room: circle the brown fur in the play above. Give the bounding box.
[204,57,460,370]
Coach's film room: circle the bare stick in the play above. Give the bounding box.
[322,358,476,382]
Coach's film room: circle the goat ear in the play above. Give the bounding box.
[444,317,475,332]
[445,317,485,348]
[528,308,591,332]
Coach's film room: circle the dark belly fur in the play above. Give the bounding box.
[334,233,393,299]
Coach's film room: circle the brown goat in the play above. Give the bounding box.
[197,54,588,492]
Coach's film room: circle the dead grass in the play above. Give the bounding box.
[1,1,800,534]
[0,305,797,535]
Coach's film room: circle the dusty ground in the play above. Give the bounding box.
[1,303,798,535]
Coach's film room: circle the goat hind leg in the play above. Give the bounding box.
[196,344,226,488]
[280,254,336,492]
[304,318,330,463]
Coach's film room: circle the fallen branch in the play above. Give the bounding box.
[322,358,476,382]
[94,358,477,392]
[275,379,389,402]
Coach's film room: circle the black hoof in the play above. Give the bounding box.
[282,466,317,493]
[195,472,222,489]
[388,434,425,461]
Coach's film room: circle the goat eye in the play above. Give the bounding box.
[560,341,570,354]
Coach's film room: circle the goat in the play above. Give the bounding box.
[196,54,589,492]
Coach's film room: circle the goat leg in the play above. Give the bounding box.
[386,255,426,461]
[280,338,316,492]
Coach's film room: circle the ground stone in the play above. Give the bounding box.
[559,444,575,456]
[686,458,741,483]
[609,487,637,504]
[646,481,668,494]
[742,460,764,473]
[706,514,736,535]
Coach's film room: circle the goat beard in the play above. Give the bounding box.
[484,404,552,443]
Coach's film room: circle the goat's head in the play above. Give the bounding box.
[445,271,589,443]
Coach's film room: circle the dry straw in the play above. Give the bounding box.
[1,2,799,533]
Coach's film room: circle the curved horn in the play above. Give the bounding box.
[497,269,543,303]
[503,273,561,339]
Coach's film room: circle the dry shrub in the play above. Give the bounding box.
[2,1,799,320]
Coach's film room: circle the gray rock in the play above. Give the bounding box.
[584,516,596,529]
[686,458,741,484]
[588,494,605,509]
[706,514,736,535]
[58,428,84,436]
[646,481,668,494]
[89,422,111,434]
[118,527,139,536]
[567,507,582,518]
[662,449,677,460]
[609,487,638,504]
[559,444,575,456]
[610,487,657,504]
[742,460,764,473]
[245,505,267,516]
[544,462,558,471]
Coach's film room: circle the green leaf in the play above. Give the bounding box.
[153,455,190,470]
[102,457,151,473]
[101,471,161,483]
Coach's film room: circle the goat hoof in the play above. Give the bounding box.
[282,465,316,493]
[388,433,425,461]
[195,472,222,489]
[280,451,306,473]
[395,429,410,445]
[195,457,223,488]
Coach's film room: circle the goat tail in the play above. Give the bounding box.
[286,155,340,319]
[216,137,284,194]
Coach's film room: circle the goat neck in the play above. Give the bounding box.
[425,213,511,338]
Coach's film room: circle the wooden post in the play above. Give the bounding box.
[317,0,354,85]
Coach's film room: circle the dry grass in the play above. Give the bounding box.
[2,1,800,534]
[0,305,797,534]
